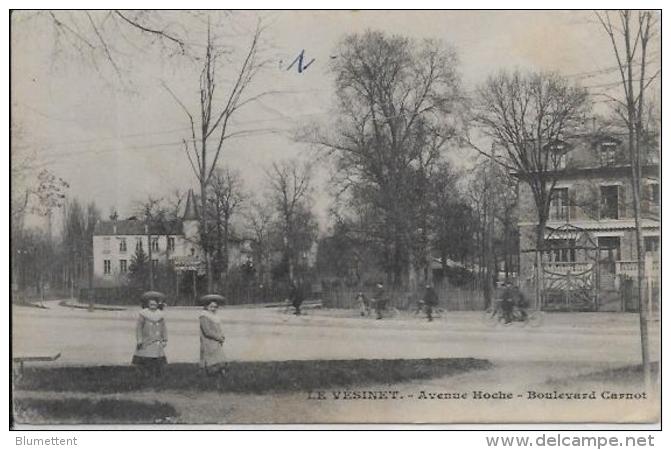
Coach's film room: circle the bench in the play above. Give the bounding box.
[13,352,61,374]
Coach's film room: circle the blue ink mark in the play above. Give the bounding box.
[287,49,315,73]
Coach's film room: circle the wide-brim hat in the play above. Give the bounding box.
[198,293,227,306]
[140,291,167,308]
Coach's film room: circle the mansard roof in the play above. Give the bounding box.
[94,219,183,236]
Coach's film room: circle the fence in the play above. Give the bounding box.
[79,279,487,310]
[79,287,144,305]
[79,282,300,307]
[321,280,486,311]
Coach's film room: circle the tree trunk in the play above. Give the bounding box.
[630,126,651,389]
[535,218,546,311]
[200,179,213,293]
[147,233,154,290]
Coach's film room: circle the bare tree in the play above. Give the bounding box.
[21,10,189,83]
[265,160,316,283]
[244,200,275,289]
[134,196,164,290]
[472,70,589,308]
[207,167,246,286]
[163,19,268,292]
[595,10,660,388]
[304,30,464,287]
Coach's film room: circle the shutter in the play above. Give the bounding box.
[569,188,577,221]
[617,185,626,219]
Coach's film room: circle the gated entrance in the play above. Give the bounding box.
[541,224,599,311]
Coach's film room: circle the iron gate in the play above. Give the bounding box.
[541,224,599,311]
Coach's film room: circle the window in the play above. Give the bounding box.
[103,259,111,275]
[645,236,659,253]
[598,237,621,261]
[649,183,660,204]
[103,237,111,253]
[549,188,569,221]
[548,143,568,169]
[119,259,128,273]
[547,239,576,262]
[556,153,567,169]
[600,185,619,219]
[190,247,196,256]
[167,237,175,252]
[152,259,159,270]
[600,142,617,166]
[136,238,143,251]
[119,238,127,253]
[151,237,159,252]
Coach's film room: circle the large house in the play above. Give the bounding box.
[92,190,249,287]
[516,132,660,312]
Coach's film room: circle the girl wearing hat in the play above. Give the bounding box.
[199,300,227,376]
[132,298,168,376]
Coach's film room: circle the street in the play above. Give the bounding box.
[11,301,660,367]
[12,301,661,424]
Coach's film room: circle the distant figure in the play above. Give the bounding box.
[500,281,515,324]
[132,299,167,377]
[509,280,529,320]
[199,300,227,376]
[356,292,369,317]
[289,281,305,315]
[423,284,439,322]
[373,283,386,320]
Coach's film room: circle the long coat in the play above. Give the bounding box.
[423,287,439,306]
[199,311,226,371]
[133,309,167,359]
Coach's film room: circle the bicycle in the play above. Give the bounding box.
[413,301,447,321]
[370,298,399,319]
[481,300,543,327]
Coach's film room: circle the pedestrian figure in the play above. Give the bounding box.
[500,281,515,324]
[373,283,386,320]
[509,280,529,321]
[199,300,227,376]
[423,284,439,322]
[290,281,305,315]
[132,298,168,377]
[356,292,369,316]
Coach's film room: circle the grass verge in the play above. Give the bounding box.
[13,398,177,425]
[546,362,660,387]
[15,358,491,394]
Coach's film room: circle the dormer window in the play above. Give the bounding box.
[546,142,569,170]
[649,182,660,204]
[599,142,618,166]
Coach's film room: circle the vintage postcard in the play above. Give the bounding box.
[10,10,660,427]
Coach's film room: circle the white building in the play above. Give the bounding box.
[92,189,205,287]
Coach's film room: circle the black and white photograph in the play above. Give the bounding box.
[9,9,661,427]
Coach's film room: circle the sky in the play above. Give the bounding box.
[10,10,660,232]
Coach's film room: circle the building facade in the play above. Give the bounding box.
[517,133,660,311]
[92,190,250,288]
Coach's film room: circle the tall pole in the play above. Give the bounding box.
[192,270,197,303]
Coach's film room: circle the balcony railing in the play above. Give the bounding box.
[616,258,659,279]
[543,262,593,274]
